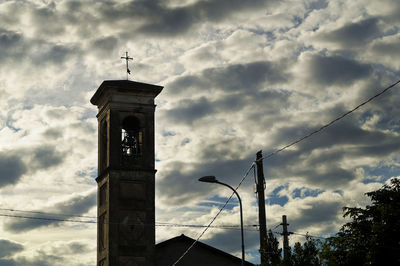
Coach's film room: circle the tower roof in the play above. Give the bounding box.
[90,80,163,106]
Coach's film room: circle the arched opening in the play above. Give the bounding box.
[100,119,108,172]
[121,116,142,157]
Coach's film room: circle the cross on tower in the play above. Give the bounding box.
[121,51,133,80]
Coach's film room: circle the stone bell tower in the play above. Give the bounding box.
[91,80,163,266]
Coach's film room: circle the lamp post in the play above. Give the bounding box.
[199,176,245,266]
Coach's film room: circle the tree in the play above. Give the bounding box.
[291,235,321,266]
[260,229,282,266]
[320,178,400,265]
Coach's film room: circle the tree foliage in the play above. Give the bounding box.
[291,235,321,266]
[320,178,400,265]
[259,230,321,266]
[260,229,282,266]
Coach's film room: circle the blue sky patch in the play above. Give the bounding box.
[292,187,324,199]
[266,185,289,206]
[198,195,238,210]
[362,164,400,184]
[162,131,176,137]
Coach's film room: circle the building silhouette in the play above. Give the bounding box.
[91,80,163,266]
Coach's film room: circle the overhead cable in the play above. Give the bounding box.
[257,79,400,162]
[171,163,256,266]
[0,213,259,231]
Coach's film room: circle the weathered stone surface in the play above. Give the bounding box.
[92,80,162,266]
[119,182,146,200]
[119,256,146,266]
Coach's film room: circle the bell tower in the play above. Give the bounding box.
[91,80,163,266]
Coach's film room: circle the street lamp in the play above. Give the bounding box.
[199,175,245,266]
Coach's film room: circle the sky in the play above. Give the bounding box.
[0,0,400,265]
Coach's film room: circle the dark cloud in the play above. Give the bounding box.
[157,155,254,205]
[31,43,77,66]
[0,0,273,41]
[308,0,328,10]
[31,5,65,37]
[55,191,96,215]
[67,242,91,254]
[262,109,400,187]
[0,239,23,258]
[0,29,22,50]
[370,38,400,57]
[101,0,274,37]
[318,17,382,47]
[291,200,342,230]
[4,191,96,232]
[0,254,61,266]
[91,36,119,55]
[49,241,91,256]
[202,61,287,91]
[168,61,288,95]
[165,97,214,124]
[308,54,372,86]
[0,240,59,265]
[30,145,64,171]
[0,153,27,187]
[42,128,63,140]
[0,29,24,62]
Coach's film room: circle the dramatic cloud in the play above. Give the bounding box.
[4,191,96,232]
[0,0,399,264]
[306,53,372,86]
[317,17,382,47]
[0,239,23,259]
[0,153,27,187]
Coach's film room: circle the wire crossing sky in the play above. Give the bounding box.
[172,78,400,264]
[1,0,400,265]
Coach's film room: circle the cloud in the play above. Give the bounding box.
[306,53,372,86]
[165,97,214,124]
[4,191,96,232]
[0,254,62,266]
[90,36,119,56]
[157,156,254,207]
[0,29,22,50]
[291,198,342,230]
[0,153,27,187]
[0,239,24,259]
[317,17,382,47]
[0,0,400,264]
[102,0,274,37]
[168,61,288,95]
[0,28,24,62]
[29,145,64,171]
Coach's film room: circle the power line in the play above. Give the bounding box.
[4,79,397,263]
[256,79,400,163]
[272,230,326,240]
[169,76,400,265]
[290,231,327,240]
[0,208,259,228]
[0,213,97,224]
[0,208,97,219]
[171,163,256,266]
[0,213,260,231]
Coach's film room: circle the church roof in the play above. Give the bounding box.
[155,234,254,266]
[90,80,163,106]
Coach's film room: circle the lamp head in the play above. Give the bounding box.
[199,176,218,183]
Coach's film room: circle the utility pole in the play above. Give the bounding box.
[256,150,267,264]
[281,215,291,265]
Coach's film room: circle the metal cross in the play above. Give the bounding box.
[121,51,133,80]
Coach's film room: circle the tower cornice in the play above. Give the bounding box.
[90,80,163,107]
